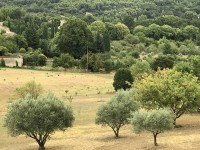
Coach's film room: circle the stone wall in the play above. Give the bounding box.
[0,56,23,67]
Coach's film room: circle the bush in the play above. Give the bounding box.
[152,55,176,70]
[104,59,113,73]
[16,80,43,99]
[131,51,140,59]
[80,53,110,72]
[52,53,76,69]
[130,60,151,79]
[19,48,26,53]
[38,54,47,66]
[0,59,6,67]
[113,68,133,91]
[0,46,8,56]
[22,52,47,66]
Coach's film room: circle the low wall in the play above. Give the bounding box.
[0,56,23,67]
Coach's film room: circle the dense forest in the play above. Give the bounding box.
[0,0,200,19]
[0,0,199,75]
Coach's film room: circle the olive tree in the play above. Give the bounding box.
[130,109,175,146]
[95,90,139,137]
[4,92,75,150]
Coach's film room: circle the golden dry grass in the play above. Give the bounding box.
[0,68,200,150]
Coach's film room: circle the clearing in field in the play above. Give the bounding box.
[0,68,200,150]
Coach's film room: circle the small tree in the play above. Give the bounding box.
[130,109,175,146]
[38,54,47,66]
[130,60,151,79]
[0,58,6,67]
[113,68,133,91]
[95,90,139,137]
[0,46,8,56]
[15,61,19,67]
[16,80,43,99]
[4,92,75,150]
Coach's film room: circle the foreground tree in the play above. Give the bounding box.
[95,90,138,137]
[130,109,175,146]
[4,92,74,150]
[113,68,133,91]
[134,69,200,125]
[16,80,43,99]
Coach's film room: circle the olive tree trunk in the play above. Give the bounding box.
[112,127,120,138]
[153,133,158,146]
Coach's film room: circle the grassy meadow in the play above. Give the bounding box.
[0,68,200,150]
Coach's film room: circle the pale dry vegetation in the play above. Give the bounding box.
[0,68,200,150]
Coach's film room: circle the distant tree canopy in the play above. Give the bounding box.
[58,17,93,58]
[0,0,199,20]
[0,0,199,75]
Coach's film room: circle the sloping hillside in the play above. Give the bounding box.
[0,22,15,36]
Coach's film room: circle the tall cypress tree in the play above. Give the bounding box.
[42,24,48,40]
[50,20,55,39]
[25,23,39,49]
[103,30,110,52]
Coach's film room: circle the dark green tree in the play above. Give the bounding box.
[0,58,6,67]
[50,20,55,39]
[152,55,176,71]
[24,23,39,49]
[58,17,93,58]
[42,24,49,40]
[122,15,135,30]
[14,35,28,49]
[113,68,133,91]
[103,30,110,52]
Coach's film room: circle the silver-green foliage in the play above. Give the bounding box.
[95,89,139,137]
[4,92,75,150]
[131,108,175,146]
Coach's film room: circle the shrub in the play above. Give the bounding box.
[0,59,6,67]
[38,54,47,66]
[52,53,76,69]
[0,46,8,56]
[113,68,133,91]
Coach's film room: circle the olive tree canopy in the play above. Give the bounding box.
[4,92,75,150]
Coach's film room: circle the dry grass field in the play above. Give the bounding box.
[0,68,200,150]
